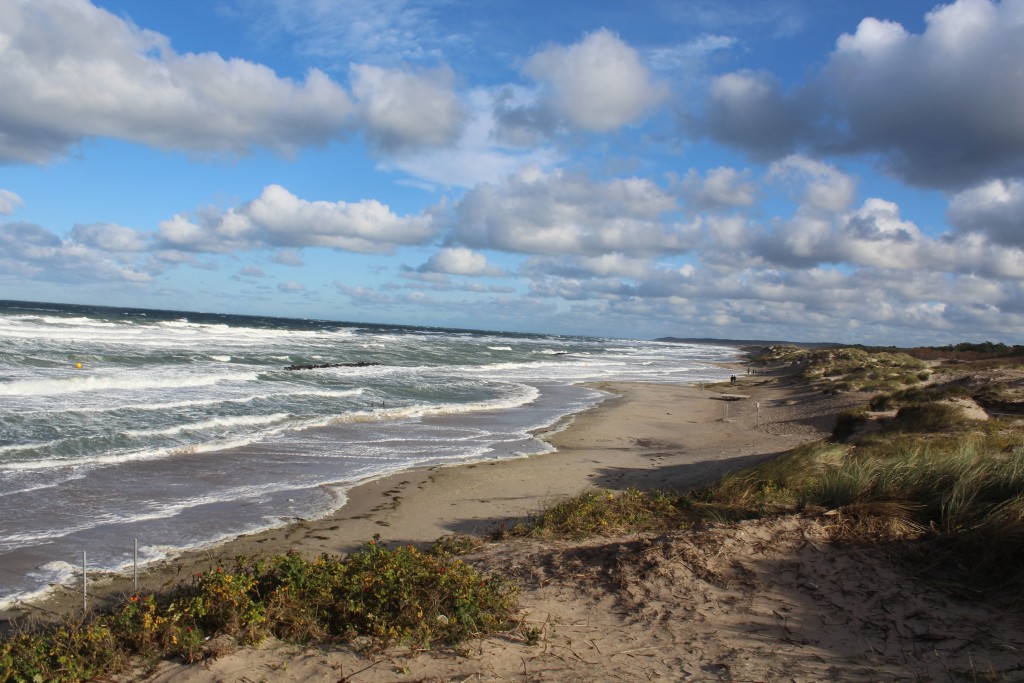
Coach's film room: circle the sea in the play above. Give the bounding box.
[0,300,738,608]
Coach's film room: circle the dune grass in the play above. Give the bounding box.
[0,537,518,682]
[760,345,929,393]
[515,429,1024,597]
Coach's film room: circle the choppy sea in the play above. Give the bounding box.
[0,300,737,607]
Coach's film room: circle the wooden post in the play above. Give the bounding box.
[82,551,87,612]
[133,538,138,593]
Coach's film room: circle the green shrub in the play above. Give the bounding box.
[518,488,685,538]
[0,539,518,681]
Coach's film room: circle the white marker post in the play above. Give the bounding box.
[756,402,761,427]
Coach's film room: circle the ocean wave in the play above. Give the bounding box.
[129,412,293,438]
[0,411,345,471]
[330,383,541,426]
[0,371,258,397]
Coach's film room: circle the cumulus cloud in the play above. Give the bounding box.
[0,0,356,163]
[379,87,563,188]
[453,166,695,257]
[522,29,668,132]
[692,0,1024,190]
[811,0,1024,187]
[948,178,1024,247]
[351,64,465,153]
[698,70,812,160]
[0,222,150,283]
[70,223,148,253]
[679,167,757,211]
[418,247,504,276]
[157,184,437,255]
[0,190,22,214]
[767,155,857,213]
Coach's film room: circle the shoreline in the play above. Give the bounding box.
[7,370,857,623]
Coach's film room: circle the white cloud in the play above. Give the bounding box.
[696,0,1024,190]
[383,88,563,188]
[351,64,465,153]
[453,166,694,257]
[419,247,503,276]
[0,221,151,283]
[680,167,757,211]
[644,34,738,71]
[70,223,147,253]
[240,0,455,64]
[0,0,356,163]
[768,155,857,213]
[0,190,22,215]
[524,29,668,132]
[158,184,437,255]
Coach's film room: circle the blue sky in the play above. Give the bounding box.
[1,0,1023,344]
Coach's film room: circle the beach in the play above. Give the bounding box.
[15,372,1024,681]
[26,374,826,608]
[0,302,741,609]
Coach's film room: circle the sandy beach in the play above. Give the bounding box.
[15,372,1024,681]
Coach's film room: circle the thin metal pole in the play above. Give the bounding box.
[82,550,87,612]
[133,538,138,593]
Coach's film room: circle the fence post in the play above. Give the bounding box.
[82,550,87,612]
[134,538,138,593]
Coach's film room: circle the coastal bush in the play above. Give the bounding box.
[514,488,689,538]
[0,538,518,682]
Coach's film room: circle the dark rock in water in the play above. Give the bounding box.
[285,361,383,371]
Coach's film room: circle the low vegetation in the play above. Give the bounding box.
[759,345,928,393]
[513,428,1024,598]
[0,537,517,682]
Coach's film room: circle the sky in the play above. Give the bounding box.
[1,0,1024,345]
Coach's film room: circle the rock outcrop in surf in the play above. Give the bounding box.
[285,361,383,371]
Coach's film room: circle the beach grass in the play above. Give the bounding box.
[510,427,1024,597]
[0,536,518,682]
[760,345,929,392]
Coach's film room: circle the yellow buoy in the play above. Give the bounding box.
[75,362,82,369]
